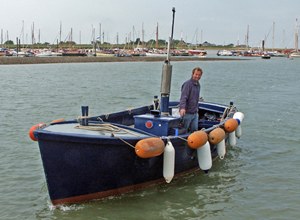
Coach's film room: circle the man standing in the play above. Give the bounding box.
[179,67,203,133]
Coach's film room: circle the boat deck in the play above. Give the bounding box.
[44,122,150,138]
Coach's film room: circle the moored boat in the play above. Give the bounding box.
[0,48,6,56]
[96,49,115,57]
[289,19,300,58]
[217,50,233,56]
[188,49,207,57]
[35,49,63,57]
[62,50,87,56]
[261,53,271,59]
[289,51,300,58]
[145,49,167,57]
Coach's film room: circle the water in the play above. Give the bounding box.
[0,56,299,219]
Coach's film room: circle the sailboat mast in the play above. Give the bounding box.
[142,23,144,47]
[79,30,81,44]
[59,21,62,43]
[21,20,24,46]
[272,21,275,51]
[195,28,198,46]
[246,24,249,49]
[201,29,203,45]
[31,22,35,45]
[99,23,101,44]
[38,29,40,44]
[1,29,3,46]
[295,18,299,52]
[156,23,159,48]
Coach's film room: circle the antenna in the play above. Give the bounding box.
[171,7,175,40]
[166,7,176,62]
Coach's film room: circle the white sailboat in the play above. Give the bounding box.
[290,19,300,58]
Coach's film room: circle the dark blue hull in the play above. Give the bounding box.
[37,133,202,204]
[34,101,237,205]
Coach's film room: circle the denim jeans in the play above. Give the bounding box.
[183,113,199,133]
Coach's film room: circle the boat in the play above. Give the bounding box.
[62,50,87,56]
[289,51,300,58]
[217,50,233,56]
[12,51,26,57]
[29,8,245,206]
[260,40,271,59]
[96,49,115,57]
[188,49,207,57]
[289,18,300,58]
[35,49,62,57]
[0,48,7,56]
[145,49,167,57]
[172,49,191,56]
[261,53,271,59]
[267,51,288,57]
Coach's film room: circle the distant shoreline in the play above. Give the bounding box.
[0,56,245,65]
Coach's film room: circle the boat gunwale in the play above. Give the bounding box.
[34,101,230,143]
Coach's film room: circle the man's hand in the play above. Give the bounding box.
[179,109,186,117]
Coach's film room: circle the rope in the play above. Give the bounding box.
[96,117,104,122]
[220,104,237,122]
[75,123,139,149]
[75,123,123,132]
[75,123,140,137]
[220,107,229,121]
[176,135,188,142]
[112,134,136,149]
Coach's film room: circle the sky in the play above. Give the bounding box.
[1,0,300,48]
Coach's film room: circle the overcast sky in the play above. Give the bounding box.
[1,0,300,48]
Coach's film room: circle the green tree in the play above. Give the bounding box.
[4,40,14,45]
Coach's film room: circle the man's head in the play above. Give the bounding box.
[191,67,203,81]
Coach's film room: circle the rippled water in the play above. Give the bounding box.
[0,56,299,219]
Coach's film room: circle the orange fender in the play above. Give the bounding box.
[135,137,165,158]
[224,118,238,133]
[187,130,208,149]
[208,127,225,145]
[29,123,46,141]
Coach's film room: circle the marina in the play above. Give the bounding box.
[0,54,244,65]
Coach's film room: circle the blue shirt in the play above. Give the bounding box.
[179,78,200,114]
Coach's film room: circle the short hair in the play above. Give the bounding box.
[192,67,203,74]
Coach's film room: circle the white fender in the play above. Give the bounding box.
[233,112,244,124]
[163,140,175,183]
[233,112,244,138]
[216,139,226,159]
[197,141,212,171]
[228,131,236,147]
[235,125,242,138]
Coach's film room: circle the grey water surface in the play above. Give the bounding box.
[0,57,299,219]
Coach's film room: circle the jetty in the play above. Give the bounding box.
[0,56,243,65]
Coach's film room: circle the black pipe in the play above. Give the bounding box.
[171,7,176,41]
